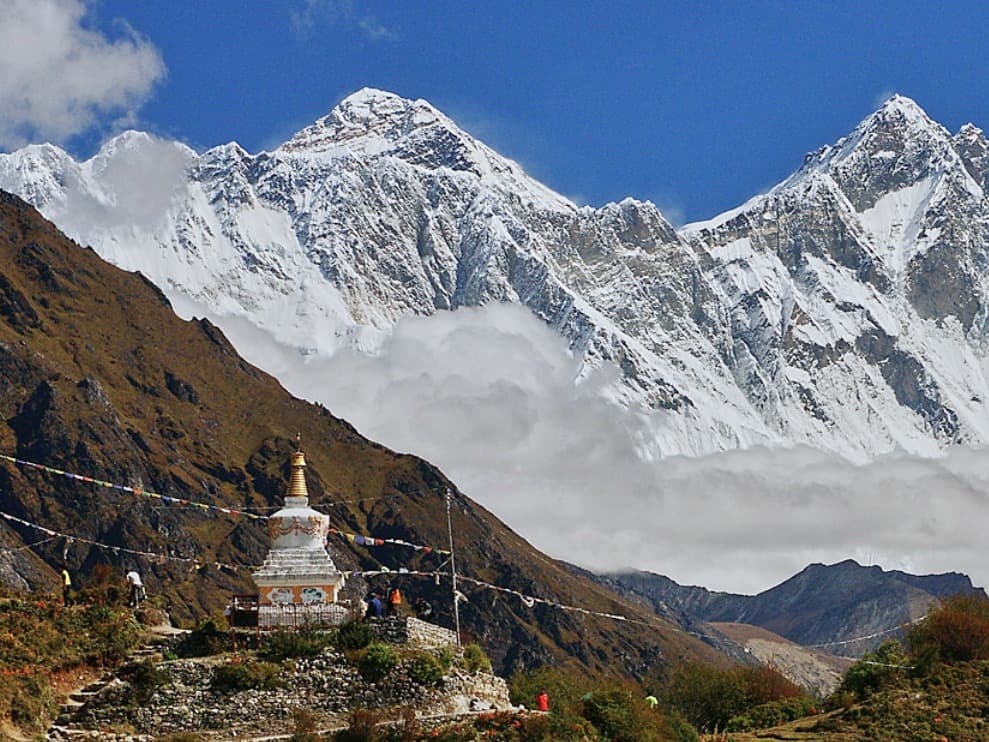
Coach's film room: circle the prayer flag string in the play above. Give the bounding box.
[0,454,267,521]
[0,509,247,572]
[328,528,450,555]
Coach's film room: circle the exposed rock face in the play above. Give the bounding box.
[604,559,987,657]
[709,622,852,697]
[3,93,989,459]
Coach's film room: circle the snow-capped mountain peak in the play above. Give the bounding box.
[3,90,989,461]
[281,88,496,171]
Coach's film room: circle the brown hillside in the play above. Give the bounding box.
[0,190,721,678]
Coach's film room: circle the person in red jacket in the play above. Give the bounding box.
[536,690,549,712]
[386,585,403,616]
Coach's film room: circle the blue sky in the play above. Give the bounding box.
[6,0,989,223]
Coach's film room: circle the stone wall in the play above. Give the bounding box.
[367,615,458,648]
[60,640,510,739]
[407,616,459,648]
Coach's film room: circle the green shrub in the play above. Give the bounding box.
[657,662,746,732]
[336,619,375,651]
[259,628,331,662]
[837,640,907,701]
[120,659,170,705]
[407,651,445,686]
[211,660,282,692]
[459,642,492,673]
[581,685,673,741]
[664,710,700,742]
[357,643,397,682]
[174,617,229,658]
[657,661,803,733]
[437,645,455,672]
[726,695,818,731]
[0,597,142,733]
[8,673,57,730]
[79,603,143,663]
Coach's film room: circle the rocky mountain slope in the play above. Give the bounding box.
[707,622,851,697]
[603,559,986,657]
[0,191,721,677]
[4,91,989,459]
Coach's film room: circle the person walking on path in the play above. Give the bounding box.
[125,569,144,609]
[536,690,550,712]
[60,565,72,606]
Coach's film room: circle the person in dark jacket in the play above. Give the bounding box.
[364,593,384,620]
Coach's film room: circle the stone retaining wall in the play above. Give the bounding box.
[367,615,458,648]
[64,642,510,738]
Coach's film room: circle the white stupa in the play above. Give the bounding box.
[252,444,345,610]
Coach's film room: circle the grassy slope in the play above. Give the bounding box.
[0,595,142,736]
[708,661,989,742]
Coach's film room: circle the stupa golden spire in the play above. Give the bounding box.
[252,434,345,612]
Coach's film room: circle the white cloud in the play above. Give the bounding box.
[55,132,195,238]
[290,1,396,42]
[0,0,165,150]
[357,16,397,42]
[185,301,989,597]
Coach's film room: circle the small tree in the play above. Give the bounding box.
[908,594,989,665]
[657,662,747,732]
[835,640,907,701]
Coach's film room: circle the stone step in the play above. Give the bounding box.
[59,702,84,717]
[68,690,98,703]
[46,724,92,739]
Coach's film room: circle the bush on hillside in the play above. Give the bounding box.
[581,684,680,741]
[657,661,806,732]
[258,628,331,662]
[334,708,383,741]
[509,668,693,741]
[459,642,492,673]
[356,642,398,682]
[0,597,142,732]
[835,640,908,702]
[211,659,282,692]
[174,616,229,658]
[119,659,170,705]
[908,594,989,665]
[407,651,445,686]
[335,619,375,651]
[726,695,818,731]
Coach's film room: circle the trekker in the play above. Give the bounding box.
[536,690,550,712]
[125,569,144,609]
[61,565,72,606]
[364,592,383,620]
[645,694,658,709]
[386,585,403,616]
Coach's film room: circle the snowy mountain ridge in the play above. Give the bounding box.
[3,90,989,461]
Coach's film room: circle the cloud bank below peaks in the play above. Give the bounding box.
[177,299,989,596]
